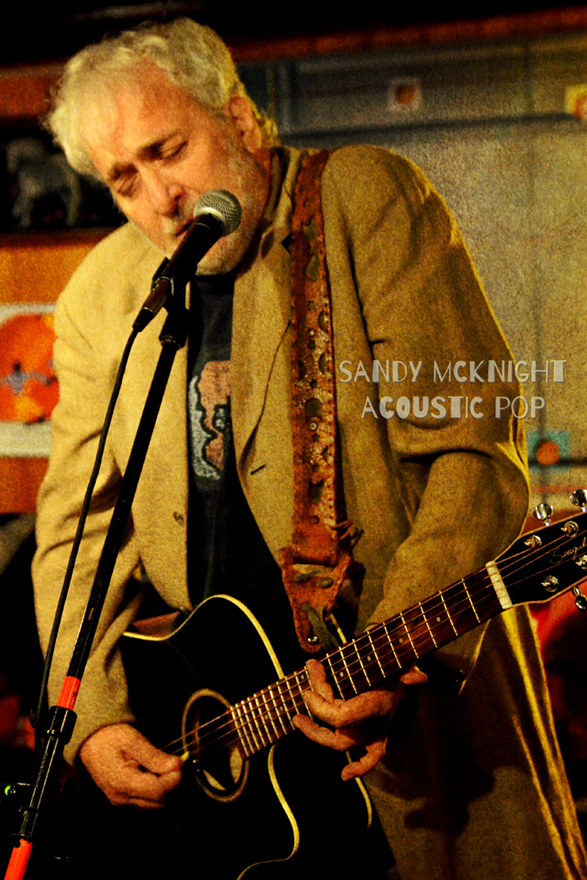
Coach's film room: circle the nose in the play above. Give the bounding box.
[143,168,184,217]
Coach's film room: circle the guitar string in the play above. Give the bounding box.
[162,591,509,760]
[171,565,484,760]
[164,527,582,761]
[174,571,499,759]
[160,571,494,759]
[160,525,584,761]
[323,527,584,691]
[171,530,580,761]
[160,662,311,752]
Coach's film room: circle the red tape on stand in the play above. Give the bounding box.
[4,840,32,880]
[57,676,81,710]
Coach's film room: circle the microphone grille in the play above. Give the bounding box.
[194,190,242,235]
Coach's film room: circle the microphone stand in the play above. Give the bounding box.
[4,278,189,880]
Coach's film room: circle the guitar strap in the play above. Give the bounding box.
[279,150,364,654]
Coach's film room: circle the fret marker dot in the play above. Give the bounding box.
[436,617,441,622]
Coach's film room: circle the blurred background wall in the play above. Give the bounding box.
[238,25,587,513]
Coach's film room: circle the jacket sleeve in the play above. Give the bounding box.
[32,231,150,761]
[321,146,530,675]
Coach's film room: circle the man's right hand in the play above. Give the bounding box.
[79,722,183,808]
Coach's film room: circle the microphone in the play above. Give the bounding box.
[134,190,242,330]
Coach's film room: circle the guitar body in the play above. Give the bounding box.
[121,594,390,880]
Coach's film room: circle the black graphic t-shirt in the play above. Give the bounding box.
[187,274,283,613]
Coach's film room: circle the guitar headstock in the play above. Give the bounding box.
[498,490,587,610]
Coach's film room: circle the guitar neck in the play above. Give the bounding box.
[230,563,506,758]
[324,568,505,700]
[201,508,587,764]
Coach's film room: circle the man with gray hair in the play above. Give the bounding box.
[33,16,586,880]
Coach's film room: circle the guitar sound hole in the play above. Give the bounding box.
[182,688,249,802]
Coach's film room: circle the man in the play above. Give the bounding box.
[33,17,587,880]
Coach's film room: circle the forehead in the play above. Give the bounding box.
[82,63,211,179]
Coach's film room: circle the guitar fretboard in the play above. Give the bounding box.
[178,509,587,770]
[226,566,504,759]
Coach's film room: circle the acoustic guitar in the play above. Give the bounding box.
[121,500,587,879]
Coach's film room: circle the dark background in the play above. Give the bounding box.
[2,1,586,64]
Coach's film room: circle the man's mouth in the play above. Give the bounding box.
[174,219,193,239]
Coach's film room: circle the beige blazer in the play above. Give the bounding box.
[33,146,586,878]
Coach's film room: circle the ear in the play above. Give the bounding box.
[226,95,263,153]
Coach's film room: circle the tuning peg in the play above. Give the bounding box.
[572,585,587,612]
[570,489,587,512]
[533,503,553,526]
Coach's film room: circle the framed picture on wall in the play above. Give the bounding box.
[0,302,56,457]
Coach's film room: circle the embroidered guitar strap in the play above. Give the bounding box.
[279,150,364,654]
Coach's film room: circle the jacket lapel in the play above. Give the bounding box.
[231,237,291,460]
[231,147,309,464]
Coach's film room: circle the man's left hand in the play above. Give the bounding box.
[292,658,426,781]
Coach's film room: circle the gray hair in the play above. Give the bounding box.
[45,18,279,178]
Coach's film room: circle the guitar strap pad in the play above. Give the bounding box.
[279,150,364,653]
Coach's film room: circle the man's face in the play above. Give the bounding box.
[83,63,271,273]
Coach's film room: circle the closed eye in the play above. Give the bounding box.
[163,141,187,161]
[147,139,187,164]
[111,168,138,199]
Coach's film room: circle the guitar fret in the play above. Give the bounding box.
[276,679,294,725]
[244,699,263,753]
[329,650,358,695]
[440,592,459,636]
[232,703,253,757]
[383,623,400,666]
[268,683,289,735]
[280,679,294,723]
[325,647,366,699]
[399,612,419,658]
[474,587,501,618]
[292,671,309,715]
[462,578,481,623]
[342,648,358,694]
[420,602,438,648]
[353,640,372,687]
[266,689,284,739]
[261,690,279,741]
[323,655,340,698]
[254,694,273,745]
[266,694,280,741]
[366,630,385,677]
